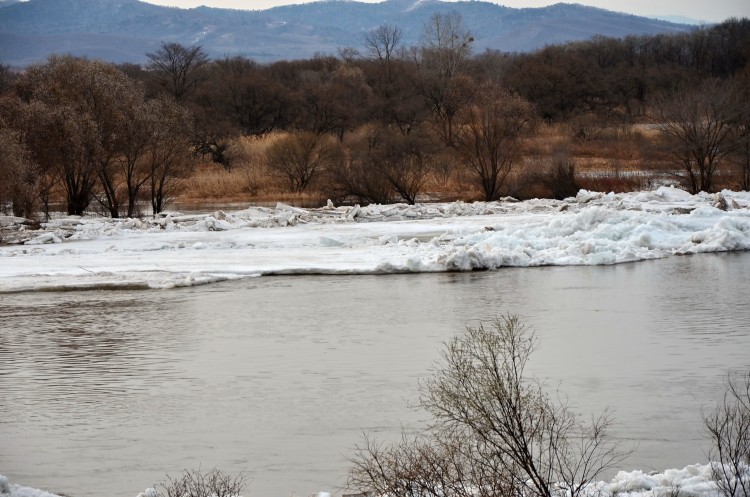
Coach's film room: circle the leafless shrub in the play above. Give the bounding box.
[658,483,683,497]
[348,315,629,497]
[158,468,247,497]
[541,148,580,200]
[370,127,435,204]
[349,432,515,497]
[323,126,394,205]
[654,79,742,194]
[325,155,393,205]
[704,371,750,497]
[265,132,338,193]
[429,151,457,189]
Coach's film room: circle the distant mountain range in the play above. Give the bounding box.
[0,0,694,67]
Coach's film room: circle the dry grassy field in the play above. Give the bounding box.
[178,122,682,208]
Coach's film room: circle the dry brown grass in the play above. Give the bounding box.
[174,122,692,205]
[180,134,329,206]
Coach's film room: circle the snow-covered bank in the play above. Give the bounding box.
[0,474,63,497]
[2,463,746,497]
[1,187,749,292]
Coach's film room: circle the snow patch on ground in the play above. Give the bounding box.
[3,462,748,497]
[1,187,749,292]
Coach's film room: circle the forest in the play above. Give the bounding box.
[1,13,749,219]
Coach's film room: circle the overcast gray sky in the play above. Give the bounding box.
[143,0,749,23]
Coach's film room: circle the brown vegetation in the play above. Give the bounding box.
[1,16,749,218]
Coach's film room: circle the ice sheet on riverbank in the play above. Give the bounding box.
[1,462,745,497]
[0,474,63,497]
[1,187,749,292]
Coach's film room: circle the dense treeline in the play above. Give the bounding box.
[1,15,749,219]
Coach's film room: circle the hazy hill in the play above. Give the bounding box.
[0,0,692,66]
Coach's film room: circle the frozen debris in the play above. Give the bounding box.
[276,202,307,215]
[155,213,173,228]
[0,461,745,497]
[24,232,62,245]
[121,218,146,230]
[2,188,750,292]
[0,474,65,496]
[576,190,605,203]
[0,216,28,228]
[135,489,159,497]
[346,204,361,220]
[713,193,728,211]
[197,216,231,231]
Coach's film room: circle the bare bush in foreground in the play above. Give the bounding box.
[348,315,629,497]
[349,432,514,497]
[705,371,750,497]
[159,468,247,497]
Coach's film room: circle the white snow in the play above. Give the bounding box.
[2,463,748,497]
[1,187,749,293]
[0,474,64,497]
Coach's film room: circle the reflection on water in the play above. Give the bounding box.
[1,253,749,497]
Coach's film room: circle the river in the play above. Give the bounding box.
[1,252,749,497]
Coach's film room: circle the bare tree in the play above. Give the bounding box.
[455,84,537,201]
[419,11,474,80]
[0,63,16,95]
[16,56,149,217]
[422,316,628,497]
[362,53,426,137]
[146,95,194,214]
[348,316,629,497]
[147,42,209,101]
[736,119,750,191]
[656,79,742,193]
[266,132,337,193]
[415,12,475,146]
[328,64,373,140]
[17,99,98,217]
[731,71,750,191]
[75,60,146,218]
[325,127,393,205]
[15,57,104,215]
[116,99,153,218]
[370,126,434,205]
[420,72,475,146]
[704,371,750,497]
[365,24,403,64]
[211,56,291,138]
[0,121,38,218]
[16,55,195,218]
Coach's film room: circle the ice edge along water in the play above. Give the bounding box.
[1,186,750,494]
[1,186,749,293]
[2,463,749,497]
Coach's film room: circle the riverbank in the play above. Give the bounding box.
[0,462,739,497]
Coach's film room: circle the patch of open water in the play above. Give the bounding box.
[1,253,749,497]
